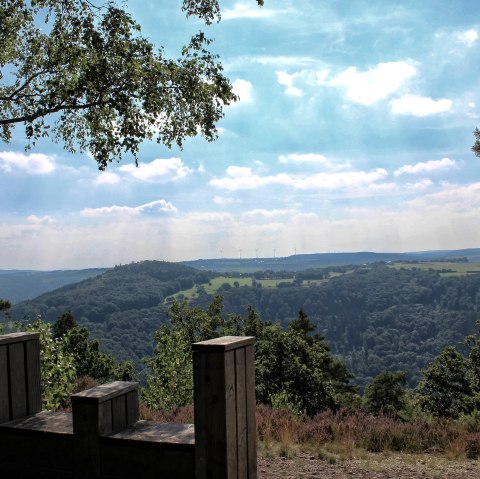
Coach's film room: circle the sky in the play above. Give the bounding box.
[2,0,480,269]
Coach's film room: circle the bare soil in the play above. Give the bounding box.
[258,453,480,478]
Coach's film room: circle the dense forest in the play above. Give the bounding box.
[6,260,480,388]
[9,261,216,374]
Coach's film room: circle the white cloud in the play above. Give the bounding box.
[222,2,278,20]
[81,200,177,218]
[119,158,192,182]
[395,158,457,176]
[390,94,452,117]
[183,211,234,223]
[242,209,300,219]
[328,61,416,105]
[4,182,480,269]
[26,215,56,226]
[457,29,478,47]
[276,71,303,96]
[408,182,480,211]
[231,79,253,103]
[0,151,55,174]
[94,171,120,185]
[406,179,434,190]
[213,196,240,206]
[210,165,388,191]
[277,152,351,171]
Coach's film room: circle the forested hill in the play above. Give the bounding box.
[0,268,108,303]
[6,260,480,388]
[9,261,216,373]
[192,265,480,388]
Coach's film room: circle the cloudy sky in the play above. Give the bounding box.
[2,0,480,269]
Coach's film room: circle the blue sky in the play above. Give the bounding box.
[2,0,480,269]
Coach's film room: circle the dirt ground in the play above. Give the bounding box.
[258,453,480,478]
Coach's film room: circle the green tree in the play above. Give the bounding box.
[142,297,226,410]
[0,299,10,311]
[23,317,77,410]
[473,128,480,158]
[0,298,11,332]
[143,300,358,415]
[363,371,407,417]
[416,346,473,418]
[1,0,263,169]
[51,311,134,382]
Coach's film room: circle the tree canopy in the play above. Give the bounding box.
[0,0,263,169]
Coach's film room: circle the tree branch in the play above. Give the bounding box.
[0,100,107,126]
[0,68,53,102]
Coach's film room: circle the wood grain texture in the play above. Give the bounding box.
[125,390,139,426]
[0,332,39,346]
[112,395,126,433]
[99,400,112,435]
[245,344,258,479]
[0,345,9,423]
[235,347,248,479]
[25,339,42,415]
[8,342,27,420]
[193,350,207,478]
[192,336,255,352]
[72,401,101,478]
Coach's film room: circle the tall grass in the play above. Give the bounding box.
[256,405,480,460]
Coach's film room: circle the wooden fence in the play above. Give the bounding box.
[0,332,257,478]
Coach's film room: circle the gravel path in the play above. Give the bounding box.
[258,454,480,478]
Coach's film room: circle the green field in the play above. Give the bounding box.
[166,263,480,303]
[168,271,352,302]
[390,261,480,276]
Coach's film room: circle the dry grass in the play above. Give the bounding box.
[255,405,480,461]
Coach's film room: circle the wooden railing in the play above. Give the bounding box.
[0,332,257,478]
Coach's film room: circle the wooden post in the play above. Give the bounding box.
[193,336,257,479]
[0,332,42,424]
[71,381,139,478]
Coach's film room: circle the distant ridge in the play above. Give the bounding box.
[2,248,480,302]
[0,268,108,304]
[181,248,480,272]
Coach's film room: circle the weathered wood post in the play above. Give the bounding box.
[193,336,257,479]
[71,381,139,479]
[0,332,42,424]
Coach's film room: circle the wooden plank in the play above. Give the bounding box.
[8,342,27,420]
[125,390,139,426]
[0,345,9,423]
[100,439,195,479]
[25,339,42,415]
[192,336,255,352]
[112,394,126,433]
[202,351,225,478]
[235,347,248,479]
[71,381,138,403]
[245,344,257,479]
[72,401,101,478]
[0,332,39,346]
[98,400,112,435]
[193,350,207,479]
[224,349,238,478]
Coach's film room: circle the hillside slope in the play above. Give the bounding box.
[6,261,480,388]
